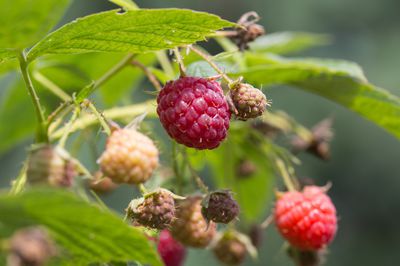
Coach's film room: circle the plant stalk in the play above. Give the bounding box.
[18,50,48,143]
[189,46,233,85]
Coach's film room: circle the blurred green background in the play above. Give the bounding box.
[1,0,400,265]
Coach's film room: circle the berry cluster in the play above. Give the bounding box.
[20,17,341,265]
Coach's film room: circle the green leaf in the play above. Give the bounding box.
[37,52,157,106]
[0,189,162,266]
[0,48,17,61]
[249,32,331,54]
[27,9,234,62]
[239,54,400,140]
[0,78,36,154]
[0,0,71,49]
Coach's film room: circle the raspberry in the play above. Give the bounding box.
[229,83,268,121]
[27,145,76,187]
[170,196,216,248]
[127,189,175,230]
[213,232,247,265]
[157,230,186,266]
[157,76,231,150]
[98,128,159,184]
[201,191,239,224]
[89,172,118,194]
[274,186,337,250]
[8,227,57,266]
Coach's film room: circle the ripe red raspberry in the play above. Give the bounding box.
[157,230,186,266]
[170,196,217,248]
[98,128,159,184]
[274,186,337,250]
[27,145,76,187]
[213,232,247,265]
[228,83,268,121]
[127,189,175,230]
[157,77,231,150]
[201,191,239,224]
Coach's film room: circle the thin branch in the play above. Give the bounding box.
[33,71,71,102]
[50,100,157,140]
[47,101,72,126]
[93,54,136,90]
[276,159,296,192]
[183,149,209,193]
[87,102,111,135]
[189,46,233,85]
[138,184,148,195]
[18,50,48,143]
[59,107,80,148]
[130,60,162,91]
[156,51,175,79]
[173,47,186,77]
[260,214,273,229]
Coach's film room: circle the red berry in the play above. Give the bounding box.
[274,186,337,250]
[157,230,186,266]
[157,77,231,150]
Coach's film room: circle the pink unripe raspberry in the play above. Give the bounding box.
[157,77,231,150]
[274,186,337,251]
[157,230,186,266]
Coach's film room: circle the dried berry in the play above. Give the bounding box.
[231,12,265,50]
[213,232,247,265]
[170,196,216,248]
[157,76,231,150]
[98,128,159,184]
[127,189,175,230]
[201,191,239,224]
[291,118,333,160]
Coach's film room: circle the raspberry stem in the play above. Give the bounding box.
[59,107,81,148]
[50,100,156,140]
[156,51,175,79]
[9,161,28,195]
[189,46,233,85]
[276,159,296,192]
[171,141,184,194]
[87,103,111,136]
[173,47,186,77]
[260,214,273,229]
[94,53,136,90]
[33,72,71,102]
[138,184,148,195]
[183,149,209,193]
[18,50,48,143]
[130,60,162,91]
